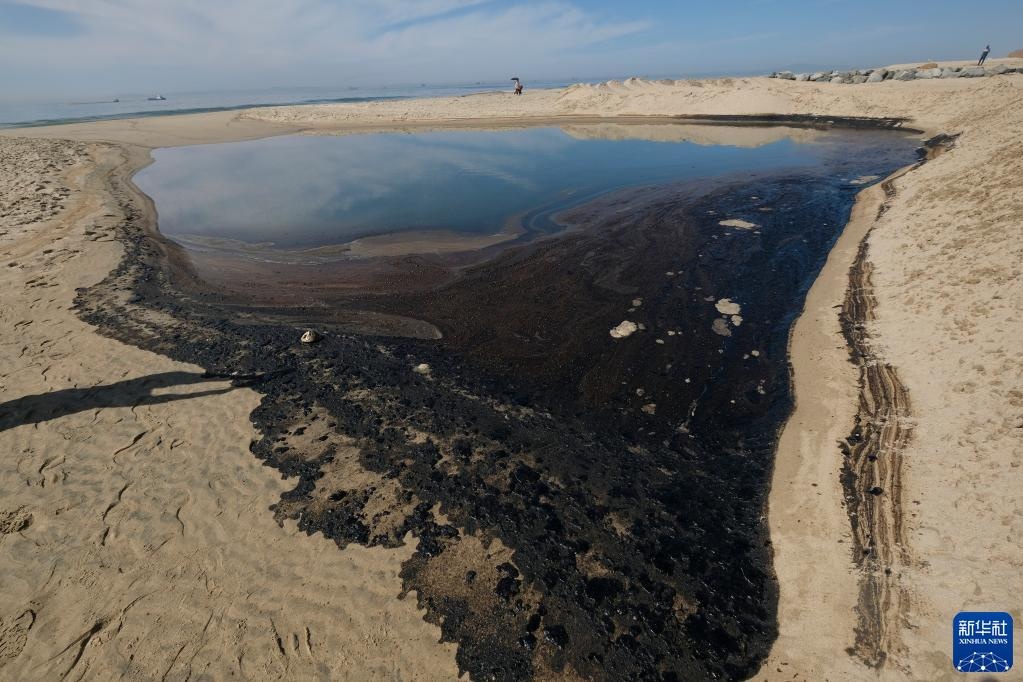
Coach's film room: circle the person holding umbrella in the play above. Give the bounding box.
[511,77,523,95]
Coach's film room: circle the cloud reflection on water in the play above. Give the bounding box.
[136,125,859,248]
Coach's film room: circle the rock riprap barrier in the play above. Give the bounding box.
[769,63,1021,84]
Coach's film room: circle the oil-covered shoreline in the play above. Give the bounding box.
[75,128,920,680]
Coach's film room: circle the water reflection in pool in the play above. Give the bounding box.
[135,124,913,251]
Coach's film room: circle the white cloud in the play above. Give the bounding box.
[2,0,651,95]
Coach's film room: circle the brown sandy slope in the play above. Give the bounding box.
[1,64,1020,680]
[0,138,459,679]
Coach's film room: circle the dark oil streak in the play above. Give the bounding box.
[671,114,922,133]
[837,134,958,669]
[838,228,912,668]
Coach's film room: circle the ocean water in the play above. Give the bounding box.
[0,81,573,128]
[134,125,917,249]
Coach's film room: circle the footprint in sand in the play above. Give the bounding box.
[0,507,33,534]
[0,610,35,663]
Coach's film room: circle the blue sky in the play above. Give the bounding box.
[2,0,1020,99]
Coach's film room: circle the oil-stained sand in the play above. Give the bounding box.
[76,128,919,679]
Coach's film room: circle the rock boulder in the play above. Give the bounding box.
[765,61,1017,85]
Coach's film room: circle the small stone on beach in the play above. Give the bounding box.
[300,330,322,344]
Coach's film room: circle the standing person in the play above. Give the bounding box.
[512,77,523,95]
[978,45,991,65]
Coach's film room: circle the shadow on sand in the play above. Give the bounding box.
[0,371,250,432]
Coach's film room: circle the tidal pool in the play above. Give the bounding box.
[135,124,919,251]
[101,122,928,680]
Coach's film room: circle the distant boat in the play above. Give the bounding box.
[148,95,166,101]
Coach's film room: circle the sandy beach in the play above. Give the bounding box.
[0,137,460,679]
[1,61,1021,679]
